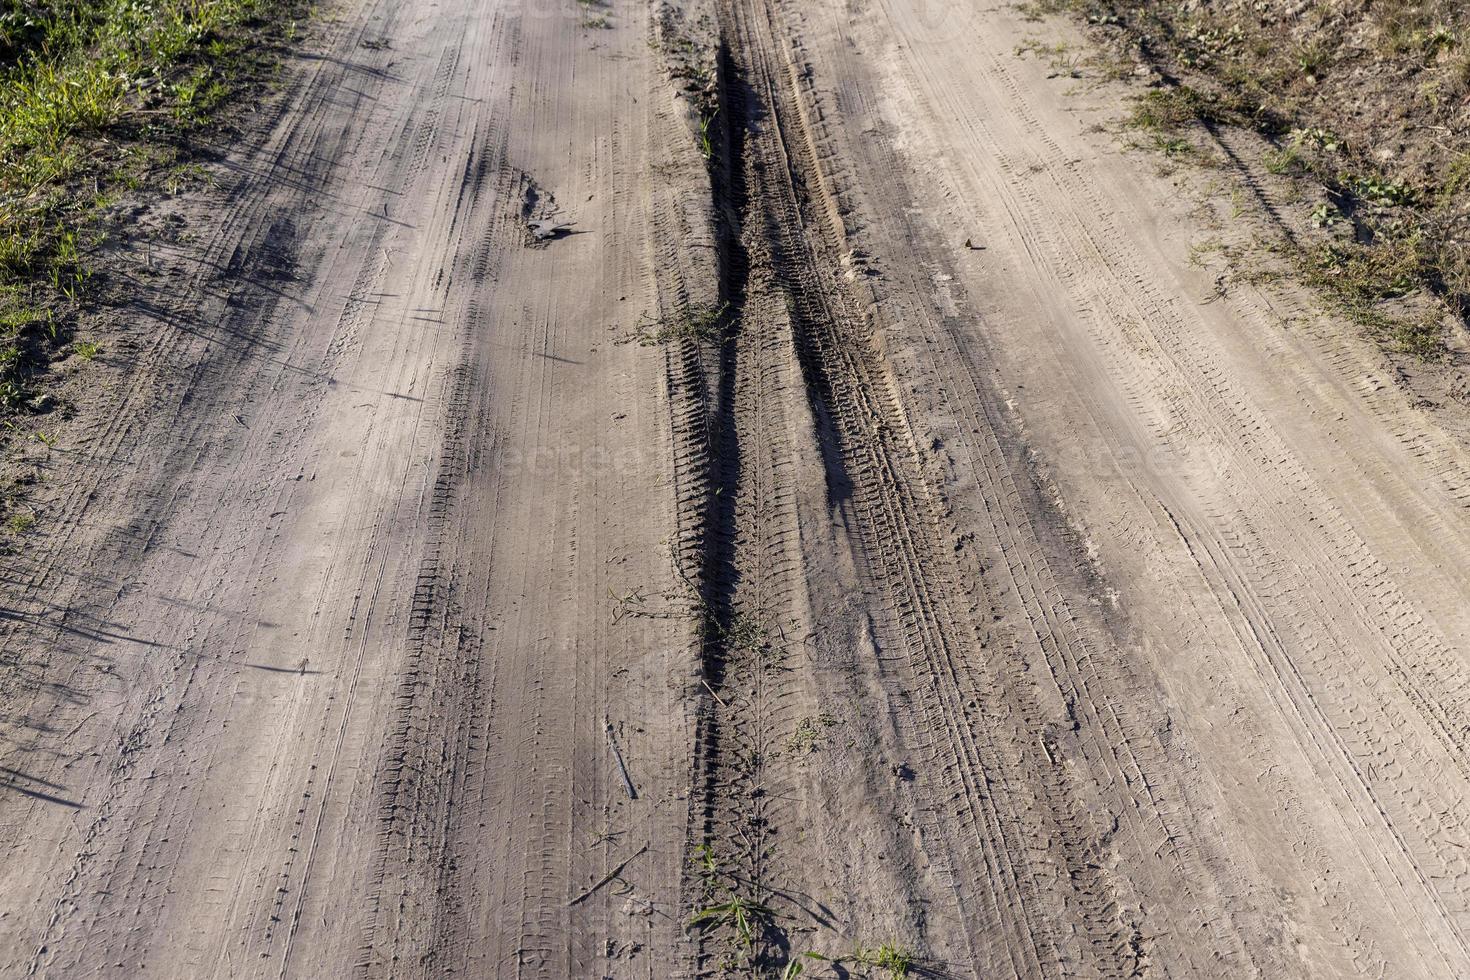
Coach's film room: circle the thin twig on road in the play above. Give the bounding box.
[566,842,650,907]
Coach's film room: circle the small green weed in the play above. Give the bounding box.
[786,714,836,755]
[1154,134,1194,159]
[172,66,230,122]
[1353,174,1418,207]
[688,894,776,953]
[1290,127,1343,153]
[1294,40,1330,80]
[688,844,777,963]
[1014,37,1087,77]
[1263,145,1302,175]
[779,951,830,978]
[698,108,718,161]
[624,301,729,346]
[0,380,29,408]
[851,942,916,979]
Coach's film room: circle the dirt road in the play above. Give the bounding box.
[3,0,1470,975]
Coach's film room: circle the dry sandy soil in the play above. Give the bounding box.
[3,0,1470,976]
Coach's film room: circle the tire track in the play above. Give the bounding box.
[674,0,1149,974]
[826,0,1470,971]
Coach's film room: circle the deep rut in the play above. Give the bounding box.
[677,19,820,976]
[676,0,1143,973]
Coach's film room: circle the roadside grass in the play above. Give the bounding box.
[1035,0,1470,358]
[0,0,304,540]
[1125,85,1255,132]
[575,0,610,29]
[1014,37,1086,78]
[0,0,295,406]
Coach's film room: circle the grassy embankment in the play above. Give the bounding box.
[0,0,303,535]
[1033,0,1470,356]
[0,0,298,426]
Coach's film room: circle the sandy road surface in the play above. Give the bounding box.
[3,0,1470,975]
[0,0,702,975]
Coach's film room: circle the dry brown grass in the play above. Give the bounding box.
[1046,0,1470,354]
